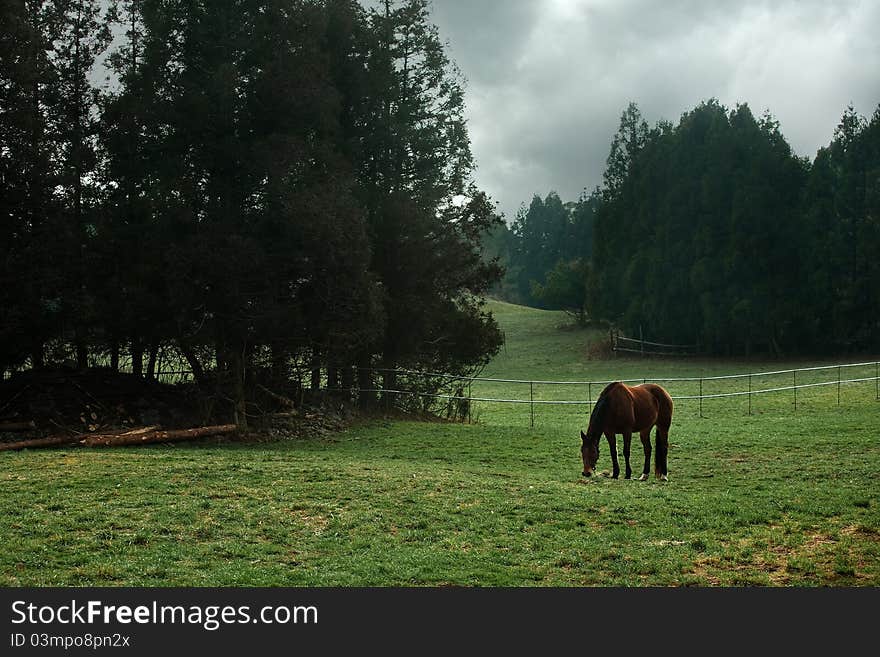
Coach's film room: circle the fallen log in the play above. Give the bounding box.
[0,424,237,452]
[81,424,237,447]
[0,434,83,452]
[0,420,36,432]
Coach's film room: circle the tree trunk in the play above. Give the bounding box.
[131,340,143,377]
[146,342,159,380]
[177,341,206,386]
[0,424,238,452]
[76,340,88,370]
[310,354,321,391]
[271,344,288,384]
[215,344,226,373]
[83,424,237,447]
[341,365,355,403]
[327,365,339,394]
[0,434,83,452]
[229,347,248,431]
[357,354,375,409]
[110,341,119,372]
[31,344,44,369]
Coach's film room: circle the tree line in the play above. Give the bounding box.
[1,0,504,425]
[490,100,880,356]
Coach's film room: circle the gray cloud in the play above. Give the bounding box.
[429,0,880,221]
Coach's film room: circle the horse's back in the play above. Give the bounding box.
[594,381,673,433]
[636,383,673,427]
[626,384,658,430]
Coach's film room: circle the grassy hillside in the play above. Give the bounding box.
[475,299,879,426]
[1,301,878,586]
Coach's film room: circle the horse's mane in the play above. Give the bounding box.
[586,382,618,438]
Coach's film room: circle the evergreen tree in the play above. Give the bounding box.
[591,99,810,354]
[1,0,110,370]
[0,0,60,370]
[479,219,516,300]
[602,101,649,200]
[50,0,113,367]
[530,258,591,325]
[509,191,570,306]
[591,102,651,325]
[354,0,503,398]
[91,0,502,420]
[802,104,880,351]
[98,0,155,374]
[99,1,386,425]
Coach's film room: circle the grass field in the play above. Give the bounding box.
[1,300,879,586]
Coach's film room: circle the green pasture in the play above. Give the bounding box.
[1,300,878,586]
[473,300,880,428]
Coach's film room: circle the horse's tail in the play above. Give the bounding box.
[586,382,617,438]
[650,384,674,479]
[651,384,674,430]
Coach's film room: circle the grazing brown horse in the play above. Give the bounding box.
[580,381,674,481]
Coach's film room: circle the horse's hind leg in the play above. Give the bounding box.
[655,425,669,481]
[622,431,632,479]
[606,431,620,479]
[638,430,651,481]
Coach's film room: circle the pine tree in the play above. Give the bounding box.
[1,1,109,370]
[51,0,113,367]
[0,1,60,369]
[354,0,503,398]
[509,191,571,306]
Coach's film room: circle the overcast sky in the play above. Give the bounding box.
[426,0,880,222]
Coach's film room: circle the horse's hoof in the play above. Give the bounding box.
[638,474,648,481]
[658,474,668,482]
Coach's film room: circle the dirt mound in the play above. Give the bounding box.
[0,368,203,440]
[585,335,614,360]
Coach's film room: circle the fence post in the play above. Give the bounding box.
[699,378,703,419]
[793,370,797,412]
[529,381,534,429]
[748,374,752,416]
[837,366,841,406]
[468,380,472,424]
[876,361,879,400]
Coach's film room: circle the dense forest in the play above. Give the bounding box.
[0,0,504,425]
[493,100,880,356]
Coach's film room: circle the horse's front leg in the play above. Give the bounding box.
[622,431,632,479]
[606,431,620,479]
[638,429,652,481]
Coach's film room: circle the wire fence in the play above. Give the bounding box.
[144,360,879,426]
[365,361,880,427]
[6,352,877,428]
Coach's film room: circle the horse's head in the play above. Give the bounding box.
[581,429,600,477]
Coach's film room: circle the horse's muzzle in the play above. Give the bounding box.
[582,471,592,477]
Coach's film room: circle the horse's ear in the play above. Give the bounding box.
[580,430,587,442]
